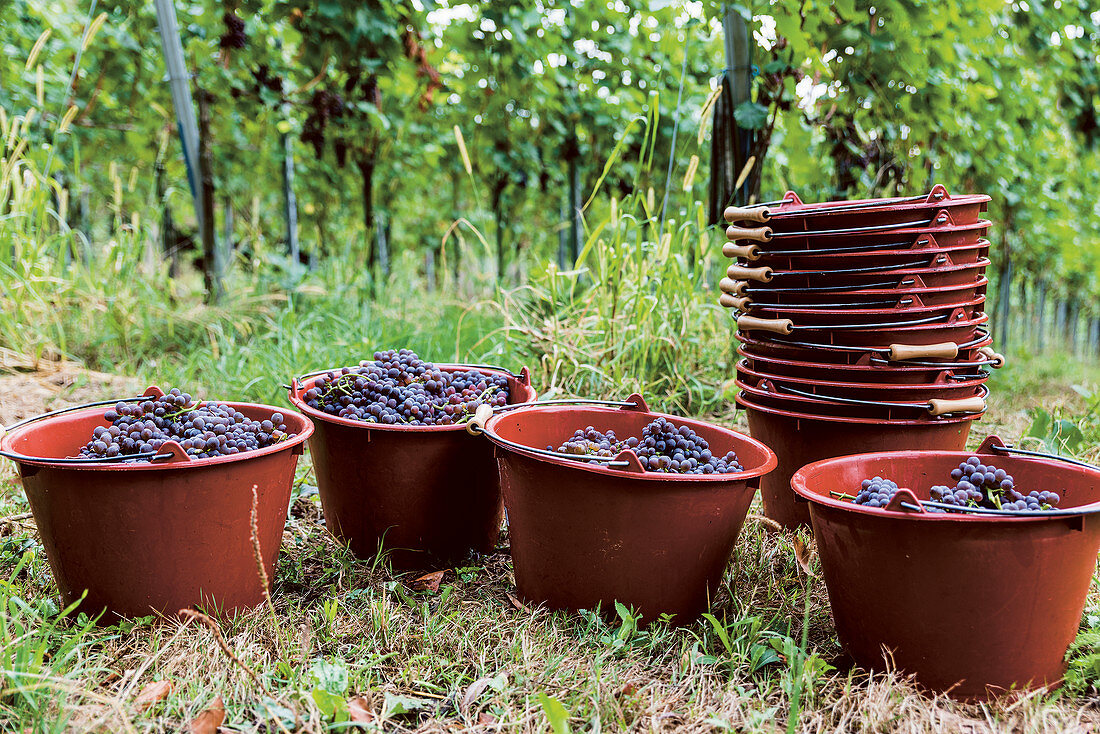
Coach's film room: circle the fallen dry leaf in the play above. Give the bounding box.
[348,695,375,724]
[188,695,225,734]
[461,677,493,715]
[411,570,446,593]
[134,680,173,711]
[478,712,498,725]
[506,594,530,613]
[792,536,816,577]
[619,682,639,697]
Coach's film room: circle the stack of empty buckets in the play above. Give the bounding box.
[720,185,1003,528]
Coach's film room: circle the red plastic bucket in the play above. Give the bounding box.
[737,345,994,385]
[743,295,986,326]
[748,223,990,256]
[725,186,990,231]
[736,329,994,366]
[739,309,988,348]
[737,393,977,528]
[736,257,989,291]
[757,238,990,271]
[287,364,537,569]
[791,437,1100,699]
[0,388,314,622]
[742,275,989,308]
[736,361,988,399]
[480,396,777,623]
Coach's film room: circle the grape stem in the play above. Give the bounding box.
[164,402,203,420]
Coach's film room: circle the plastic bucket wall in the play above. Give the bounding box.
[287,365,537,570]
[751,312,989,348]
[759,193,989,232]
[760,241,990,271]
[746,295,986,326]
[747,277,989,307]
[0,402,313,622]
[739,395,974,528]
[483,402,777,622]
[737,347,987,385]
[736,361,988,399]
[736,331,992,366]
[761,258,989,290]
[791,444,1100,699]
[754,221,990,253]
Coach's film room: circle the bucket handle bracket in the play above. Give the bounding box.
[150,440,192,464]
[886,488,925,514]
[611,448,648,473]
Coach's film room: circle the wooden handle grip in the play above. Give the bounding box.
[465,403,495,435]
[722,241,762,260]
[928,396,986,417]
[737,314,794,335]
[725,224,774,242]
[723,206,771,224]
[727,263,774,283]
[887,342,959,361]
[977,346,1006,368]
[719,292,753,310]
[719,277,746,295]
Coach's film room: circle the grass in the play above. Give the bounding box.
[1,291,1100,731]
[2,50,1099,731]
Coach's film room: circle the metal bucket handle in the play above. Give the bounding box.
[0,386,193,465]
[760,380,988,416]
[979,435,1099,471]
[752,328,992,358]
[466,394,652,472]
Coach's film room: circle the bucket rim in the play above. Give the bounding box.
[482,402,778,483]
[745,276,991,300]
[764,236,991,260]
[0,400,314,471]
[738,393,982,425]
[771,256,991,279]
[770,190,991,216]
[736,360,990,391]
[746,294,987,318]
[735,345,991,374]
[286,362,537,433]
[790,448,1100,522]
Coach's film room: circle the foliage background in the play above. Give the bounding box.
[2,0,1098,303]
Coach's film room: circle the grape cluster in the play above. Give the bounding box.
[301,349,511,426]
[555,427,634,458]
[931,456,1061,511]
[853,477,901,508]
[76,388,293,461]
[551,417,743,474]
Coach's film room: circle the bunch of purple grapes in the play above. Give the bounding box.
[301,349,511,426]
[555,426,634,458]
[76,388,293,461]
[551,417,743,474]
[930,456,1060,511]
[853,477,901,508]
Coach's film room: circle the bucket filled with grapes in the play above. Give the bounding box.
[287,349,537,569]
[790,435,1100,700]
[0,386,313,622]
[470,394,777,623]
